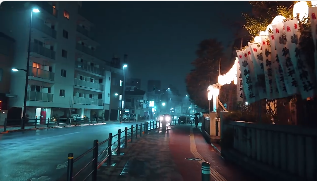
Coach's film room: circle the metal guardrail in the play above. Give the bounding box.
[66,120,159,181]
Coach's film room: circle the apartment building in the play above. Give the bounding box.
[0,32,15,124]
[147,80,161,92]
[126,78,141,90]
[0,1,111,121]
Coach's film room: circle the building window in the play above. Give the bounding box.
[62,49,67,58]
[61,69,66,77]
[59,89,65,97]
[89,94,93,98]
[79,75,83,80]
[98,94,102,99]
[63,10,69,19]
[90,78,94,82]
[63,30,68,39]
[99,79,103,83]
[79,93,83,97]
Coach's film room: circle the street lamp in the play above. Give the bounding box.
[162,102,166,106]
[15,8,40,129]
[120,64,128,123]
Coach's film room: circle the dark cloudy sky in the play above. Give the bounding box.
[82,1,252,94]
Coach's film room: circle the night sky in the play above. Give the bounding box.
[82,1,252,94]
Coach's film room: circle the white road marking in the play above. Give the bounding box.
[189,128,226,181]
[29,176,51,181]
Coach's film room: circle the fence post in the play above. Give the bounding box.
[146,122,148,133]
[92,140,98,181]
[57,118,60,126]
[107,133,112,166]
[140,123,142,136]
[117,129,121,155]
[136,124,138,139]
[35,117,37,128]
[150,121,152,130]
[156,120,158,129]
[47,118,50,128]
[158,120,160,129]
[201,162,210,181]
[131,125,133,143]
[124,127,128,148]
[4,118,7,132]
[67,153,74,181]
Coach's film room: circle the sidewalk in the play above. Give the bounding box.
[97,124,261,181]
[0,120,153,134]
[0,121,107,134]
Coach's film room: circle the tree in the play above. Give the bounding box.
[186,39,232,110]
[242,1,294,37]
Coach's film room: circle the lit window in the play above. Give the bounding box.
[33,62,40,68]
[63,10,69,19]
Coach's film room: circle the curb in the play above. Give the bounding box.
[0,123,107,134]
[198,127,222,154]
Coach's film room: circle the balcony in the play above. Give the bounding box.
[36,2,58,18]
[74,78,103,91]
[27,91,53,102]
[30,43,55,60]
[77,25,94,40]
[76,43,96,57]
[33,21,56,39]
[73,96,103,106]
[75,62,102,75]
[28,67,54,81]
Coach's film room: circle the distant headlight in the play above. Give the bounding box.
[159,116,164,121]
[165,116,171,122]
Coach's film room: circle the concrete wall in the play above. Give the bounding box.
[221,120,317,180]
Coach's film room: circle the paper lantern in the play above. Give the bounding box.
[293,1,309,20]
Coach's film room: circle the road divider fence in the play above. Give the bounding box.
[66,120,159,181]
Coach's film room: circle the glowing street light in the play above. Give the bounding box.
[12,68,19,72]
[32,8,40,13]
[115,93,118,96]
[123,64,127,68]
[162,102,166,106]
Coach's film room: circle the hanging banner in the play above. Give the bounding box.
[236,50,256,103]
[248,42,267,100]
[260,36,279,99]
[268,30,288,98]
[309,7,317,85]
[284,19,316,99]
[272,23,298,96]
[236,57,244,102]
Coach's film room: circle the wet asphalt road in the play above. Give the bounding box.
[0,121,149,181]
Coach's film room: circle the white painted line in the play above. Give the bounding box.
[189,127,226,181]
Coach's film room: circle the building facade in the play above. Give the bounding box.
[0,32,15,124]
[126,78,141,90]
[147,80,161,92]
[0,1,111,122]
